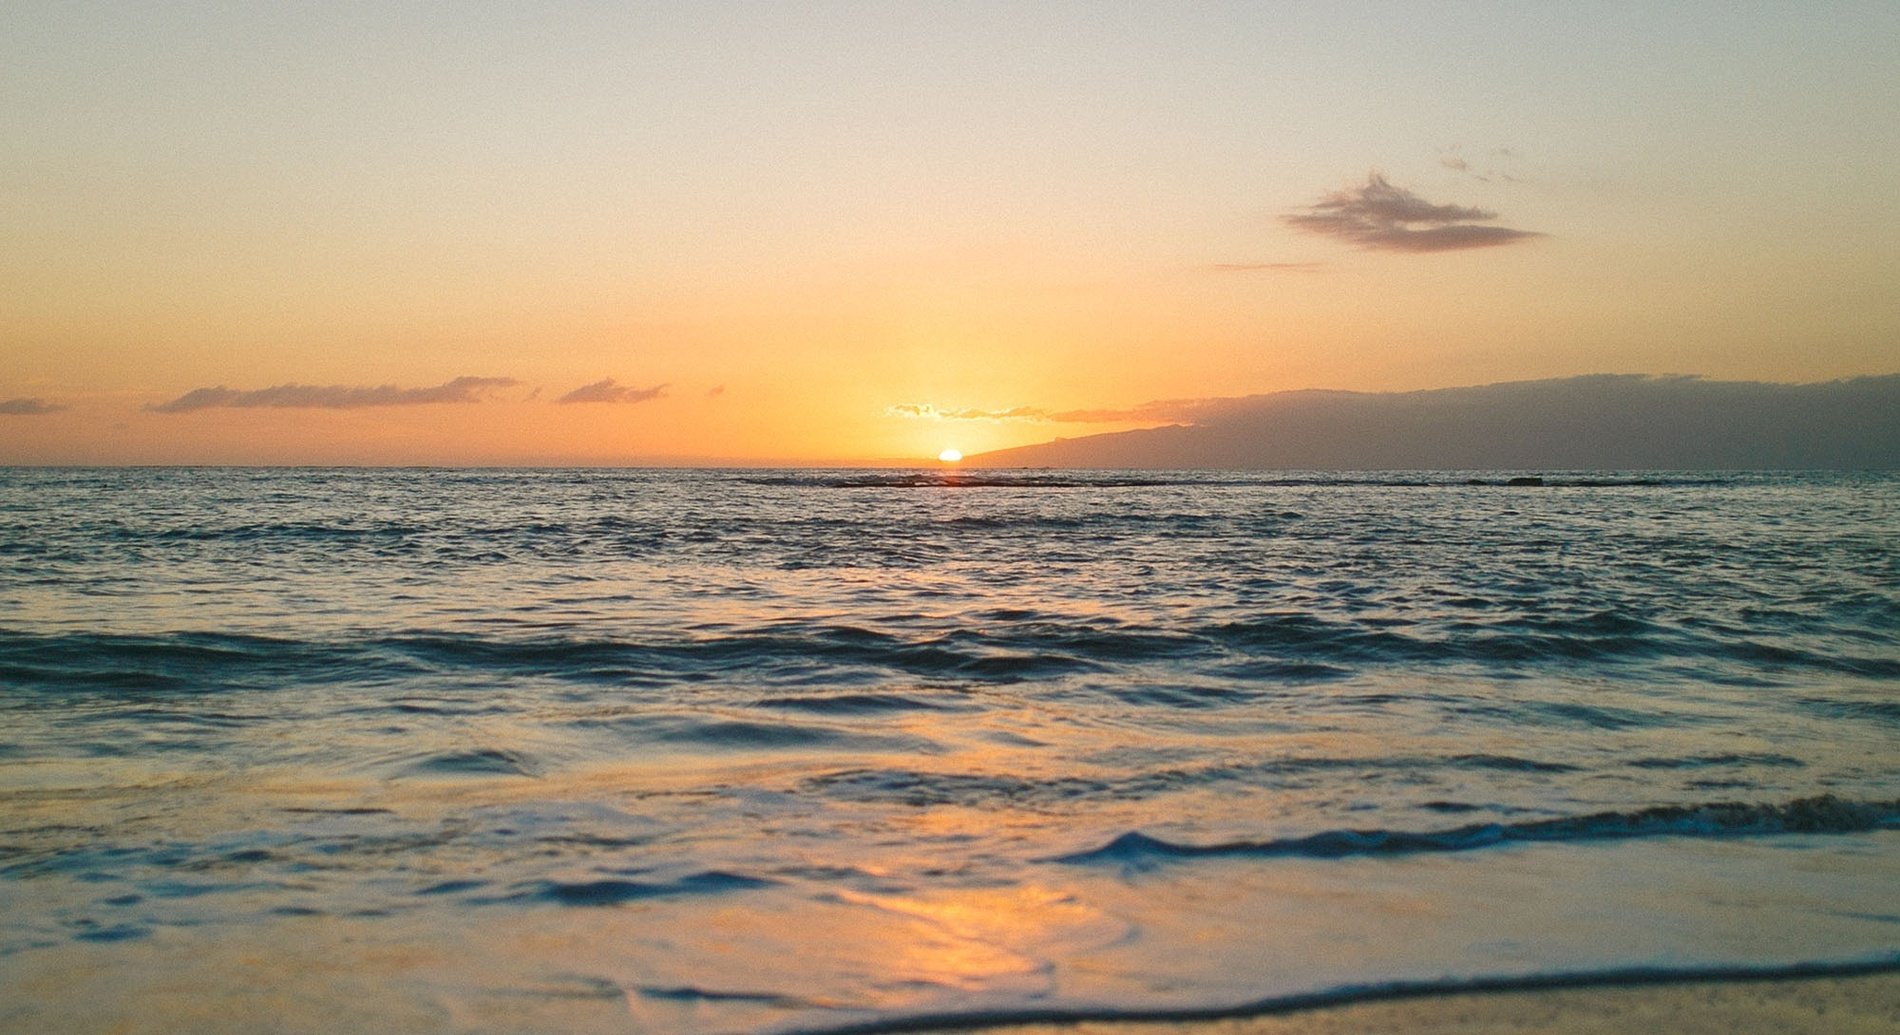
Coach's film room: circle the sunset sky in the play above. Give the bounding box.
[4,2,1897,464]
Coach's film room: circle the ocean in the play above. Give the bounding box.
[1,467,1896,1033]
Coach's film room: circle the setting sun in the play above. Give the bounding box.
[938,449,963,463]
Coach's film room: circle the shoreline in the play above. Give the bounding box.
[888,968,1900,1035]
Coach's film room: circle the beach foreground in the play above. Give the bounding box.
[921,972,1900,1035]
[4,469,1896,1034]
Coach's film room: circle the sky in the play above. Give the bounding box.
[3,1,1897,465]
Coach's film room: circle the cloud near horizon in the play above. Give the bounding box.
[0,397,65,416]
[886,404,1053,422]
[556,378,668,405]
[887,399,1213,424]
[1284,172,1542,252]
[151,376,520,413]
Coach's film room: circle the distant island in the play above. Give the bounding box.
[965,374,1900,470]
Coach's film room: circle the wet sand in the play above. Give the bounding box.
[916,972,1900,1035]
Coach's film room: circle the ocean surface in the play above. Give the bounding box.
[1,467,1896,1034]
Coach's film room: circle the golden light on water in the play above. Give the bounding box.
[938,449,963,463]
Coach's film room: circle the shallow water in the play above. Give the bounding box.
[1,468,1896,1033]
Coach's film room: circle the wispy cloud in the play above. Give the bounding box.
[706,384,726,398]
[1440,146,1525,184]
[556,379,668,405]
[0,397,65,416]
[886,404,1053,422]
[1284,172,1542,252]
[887,399,1212,424]
[151,376,519,413]
[1439,154,1481,179]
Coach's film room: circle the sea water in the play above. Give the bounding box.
[1,468,1895,1033]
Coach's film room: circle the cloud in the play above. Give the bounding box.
[151,376,519,413]
[1440,146,1526,184]
[706,384,726,398]
[1438,154,1483,180]
[556,378,668,405]
[0,397,64,416]
[886,404,1053,422]
[887,399,1214,424]
[1284,172,1542,252]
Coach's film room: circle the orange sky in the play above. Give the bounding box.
[3,4,1897,464]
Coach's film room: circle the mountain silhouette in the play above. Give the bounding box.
[966,374,1900,470]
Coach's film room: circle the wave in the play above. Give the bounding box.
[512,870,775,907]
[0,627,1097,694]
[7,610,1896,698]
[400,747,543,778]
[0,630,399,694]
[1053,796,1900,866]
[784,956,1900,1035]
[799,752,1598,810]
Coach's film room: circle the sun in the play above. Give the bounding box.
[937,448,963,463]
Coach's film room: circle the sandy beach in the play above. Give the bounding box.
[922,971,1900,1035]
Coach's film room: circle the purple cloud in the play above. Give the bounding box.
[0,397,64,416]
[556,378,668,405]
[1284,172,1542,252]
[151,376,519,413]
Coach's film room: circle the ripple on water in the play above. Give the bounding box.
[1,468,1896,1032]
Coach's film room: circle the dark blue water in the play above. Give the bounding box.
[1,468,1895,1033]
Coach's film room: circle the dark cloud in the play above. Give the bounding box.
[706,385,726,398]
[556,379,668,405]
[1284,172,1542,252]
[0,397,64,416]
[151,376,519,413]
